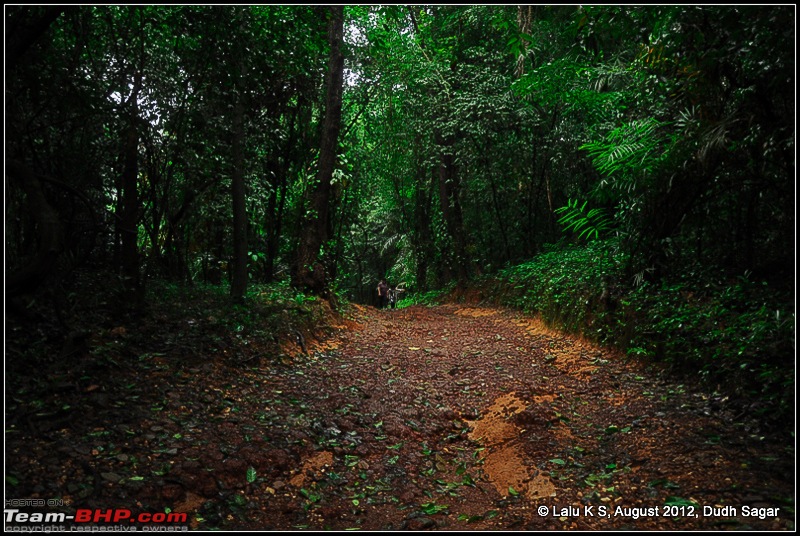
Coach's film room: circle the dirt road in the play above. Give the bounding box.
[233,304,794,530]
[6,304,794,531]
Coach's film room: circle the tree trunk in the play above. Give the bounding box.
[119,71,143,307]
[292,5,344,299]
[230,97,248,302]
[264,105,297,283]
[412,165,434,292]
[264,165,281,284]
[515,5,533,78]
[437,144,470,285]
[483,142,511,264]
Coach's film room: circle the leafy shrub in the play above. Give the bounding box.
[484,240,794,424]
[494,238,627,340]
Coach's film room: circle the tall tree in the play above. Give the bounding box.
[106,8,147,308]
[118,68,143,306]
[292,6,345,299]
[229,9,249,302]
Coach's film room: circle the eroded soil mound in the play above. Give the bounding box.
[5,304,795,531]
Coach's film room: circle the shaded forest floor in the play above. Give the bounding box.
[5,292,796,531]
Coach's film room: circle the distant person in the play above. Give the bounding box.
[377,279,389,309]
[388,282,405,309]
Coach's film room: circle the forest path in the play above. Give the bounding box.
[5,304,793,531]
[245,303,792,530]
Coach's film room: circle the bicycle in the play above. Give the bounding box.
[387,283,406,309]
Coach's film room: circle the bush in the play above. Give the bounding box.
[482,240,794,425]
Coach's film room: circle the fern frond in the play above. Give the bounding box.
[555,198,614,242]
[581,117,665,184]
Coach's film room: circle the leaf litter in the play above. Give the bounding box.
[5,303,794,531]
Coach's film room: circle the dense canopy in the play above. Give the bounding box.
[7,5,793,299]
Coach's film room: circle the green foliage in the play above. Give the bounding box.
[246,467,257,484]
[146,278,327,363]
[496,239,626,338]
[397,283,456,309]
[555,199,614,241]
[487,241,794,424]
[623,271,794,419]
[581,118,666,183]
[420,502,449,515]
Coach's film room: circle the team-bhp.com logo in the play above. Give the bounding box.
[5,507,188,529]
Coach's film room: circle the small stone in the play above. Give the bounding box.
[101,472,122,483]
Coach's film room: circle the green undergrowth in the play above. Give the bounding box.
[450,239,795,428]
[146,279,340,363]
[398,283,457,309]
